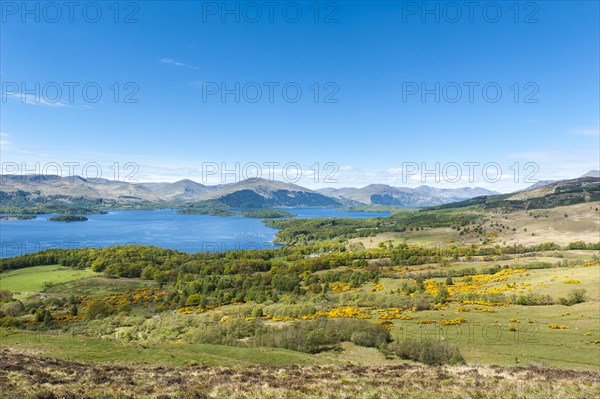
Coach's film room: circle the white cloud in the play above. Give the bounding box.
[0,132,11,150]
[159,58,199,70]
[506,151,556,162]
[568,127,600,137]
[0,132,38,155]
[5,92,67,108]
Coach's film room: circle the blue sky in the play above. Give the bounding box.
[1,1,598,192]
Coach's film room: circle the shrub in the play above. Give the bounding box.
[186,293,204,306]
[411,294,433,311]
[0,290,13,302]
[1,301,24,317]
[268,319,391,353]
[389,339,465,366]
[558,289,587,306]
[0,316,22,327]
[86,301,116,319]
[251,306,264,318]
[350,324,391,348]
[514,293,554,306]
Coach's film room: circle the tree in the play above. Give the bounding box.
[445,276,454,285]
[186,294,203,306]
[251,306,263,318]
[70,304,78,316]
[435,284,449,303]
[43,312,53,327]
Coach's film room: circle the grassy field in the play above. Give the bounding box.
[388,301,600,370]
[0,330,321,367]
[44,276,158,297]
[352,202,600,249]
[0,265,99,297]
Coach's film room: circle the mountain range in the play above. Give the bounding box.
[1,172,596,209]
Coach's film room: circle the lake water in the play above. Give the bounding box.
[0,208,390,258]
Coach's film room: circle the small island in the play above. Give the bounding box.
[177,208,296,218]
[177,209,236,216]
[239,210,297,219]
[48,215,88,222]
[0,214,37,220]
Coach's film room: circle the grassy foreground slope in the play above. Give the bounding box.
[1,347,598,399]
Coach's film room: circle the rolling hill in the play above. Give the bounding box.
[428,172,600,211]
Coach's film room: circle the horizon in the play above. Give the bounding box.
[2,169,599,195]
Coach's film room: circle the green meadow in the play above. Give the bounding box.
[0,265,99,297]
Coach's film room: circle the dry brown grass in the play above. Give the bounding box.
[1,348,598,399]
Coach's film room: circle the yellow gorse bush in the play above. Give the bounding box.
[447,269,527,297]
[371,282,384,292]
[371,320,393,330]
[548,323,569,330]
[329,282,352,293]
[302,306,371,320]
[440,317,465,325]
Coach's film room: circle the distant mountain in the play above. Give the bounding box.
[318,184,499,207]
[204,178,340,208]
[0,175,161,203]
[0,175,340,209]
[139,179,221,201]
